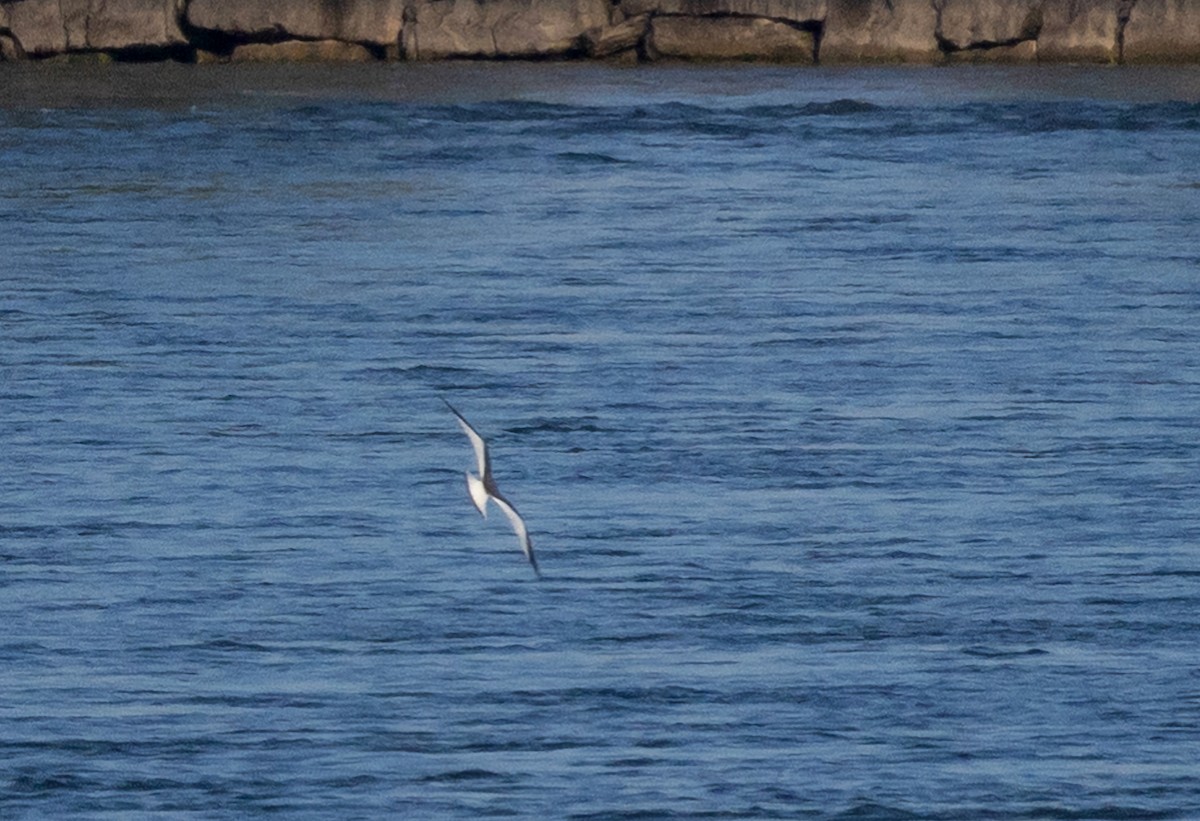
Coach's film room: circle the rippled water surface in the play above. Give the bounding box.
[3,63,1200,819]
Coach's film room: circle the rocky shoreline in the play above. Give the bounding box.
[2,0,1199,66]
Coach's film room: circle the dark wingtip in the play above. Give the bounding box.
[441,397,470,427]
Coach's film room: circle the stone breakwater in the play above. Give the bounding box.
[1,0,1198,65]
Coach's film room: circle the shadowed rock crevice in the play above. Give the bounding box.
[933,0,1042,61]
[101,41,195,62]
[174,13,255,59]
[937,5,1042,50]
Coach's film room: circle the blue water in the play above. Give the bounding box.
[3,62,1200,819]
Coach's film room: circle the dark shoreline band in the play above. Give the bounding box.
[3,0,1199,67]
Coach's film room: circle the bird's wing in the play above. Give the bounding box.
[491,493,539,578]
[465,472,489,518]
[443,399,489,480]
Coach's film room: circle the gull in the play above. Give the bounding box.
[443,399,540,578]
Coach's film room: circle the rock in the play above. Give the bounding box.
[3,0,1200,63]
[583,13,650,59]
[185,0,405,47]
[645,14,815,61]
[935,0,1042,52]
[1036,0,1122,63]
[81,0,187,51]
[820,0,939,62]
[193,47,226,63]
[403,0,612,59]
[620,0,825,26]
[42,49,115,64]
[1,31,22,60]
[230,38,378,61]
[1123,0,1200,63]
[0,0,184,56]
[1,0,68,56]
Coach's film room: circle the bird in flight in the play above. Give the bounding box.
[443,399,540,578]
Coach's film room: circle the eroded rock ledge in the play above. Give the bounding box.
[1,0,1198,65]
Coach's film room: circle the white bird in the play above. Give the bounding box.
[443,399,540,578]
